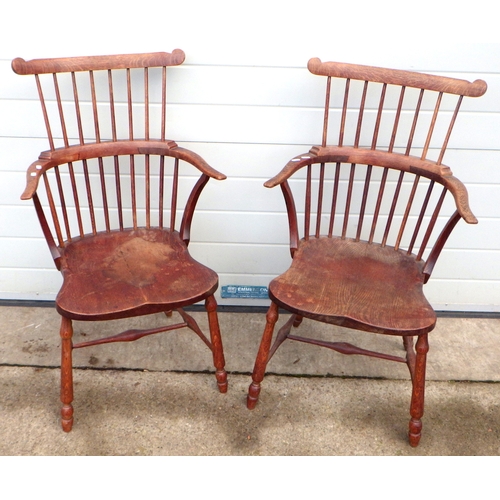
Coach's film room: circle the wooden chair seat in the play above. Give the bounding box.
[56,228,218,321]
[269,237,436,335]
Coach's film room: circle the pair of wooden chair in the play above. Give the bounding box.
[12,50,487,446]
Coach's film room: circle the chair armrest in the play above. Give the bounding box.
[21,159,52,200]
[169,146,226,181]
[441,176,477,224]
[265,145,476,224]
[264,151,318,188]
[21,140,226,202]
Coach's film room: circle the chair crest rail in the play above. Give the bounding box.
[12,50,185,75]
[307,58,487,97]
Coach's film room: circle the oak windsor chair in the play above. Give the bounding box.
[13,50,228,431]
[247,58,487,446]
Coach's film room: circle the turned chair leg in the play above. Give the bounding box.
[205,295,228,393]
[247,301,279,409]
[60,316,74,432]
[403,335,413,352]
[408,332,429,447]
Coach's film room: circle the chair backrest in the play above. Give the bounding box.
[308,58,486,159]
[267,59,487,279]
[13,51,225,266]
[12,51,186,147]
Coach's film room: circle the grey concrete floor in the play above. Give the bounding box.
[1,305,500,456]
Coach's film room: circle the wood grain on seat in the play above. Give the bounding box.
[57,228,218,320]
[270,237,435,335]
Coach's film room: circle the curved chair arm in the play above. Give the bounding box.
[441,176,477,224]
[265,146,477,224]
[170,145,227,181]
[21,158,53,200]
[266,146,453,186]
[264,151,318,189]
[21,140,226,201]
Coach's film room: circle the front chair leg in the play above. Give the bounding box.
[247,301,279,409]
[408,332,429,447]
[60,316,74,432]
[205,295,228,393]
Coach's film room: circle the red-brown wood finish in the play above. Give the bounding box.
[247,58,487,447]
[14,50,228,431]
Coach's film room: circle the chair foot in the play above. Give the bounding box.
[61,404,74,432]
[408,418,422,447]
[216,369,228,393]
[247,382,261,409]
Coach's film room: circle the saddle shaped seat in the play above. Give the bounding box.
[269,236,436,336]
[57,228,218,321]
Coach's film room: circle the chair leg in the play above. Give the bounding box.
[247,301,279,409]
[403,335,416,380]
[402,335,413,352]
[408,332,429,447]
[205,295,228,393]
[293,315,303,328]
[60,316,74,432]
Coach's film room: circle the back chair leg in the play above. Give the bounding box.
[409,332,429,447]
[247,301,279,409]
[402,335,413,352]
[293,315,303,328]
[205,295,228,393]
[60,316,74,432]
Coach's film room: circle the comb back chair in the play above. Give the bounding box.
[13,50,228,431]
[247,58,487,446]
